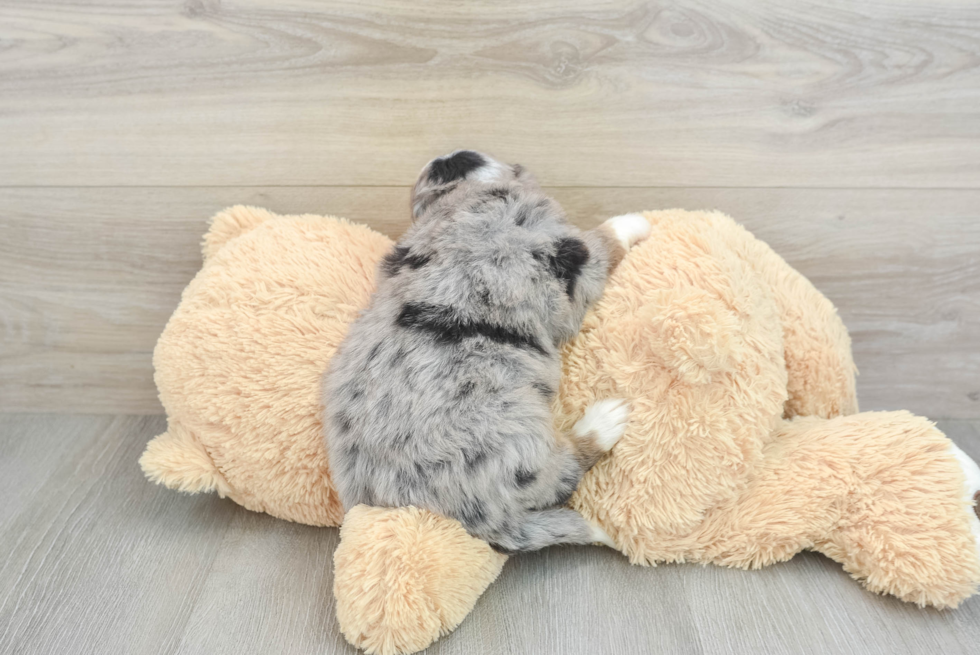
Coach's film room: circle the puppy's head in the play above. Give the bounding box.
[411,150,539,221]
[402,151,594,344]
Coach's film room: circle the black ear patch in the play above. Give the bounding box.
[428,150,485,184]
[549,237,589,299]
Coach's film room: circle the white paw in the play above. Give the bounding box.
[588,523,617,549]
[949,442,980,564]
[604,213,651,250]
[574,398,630,452]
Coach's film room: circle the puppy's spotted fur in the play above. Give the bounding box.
[322,150,649,552]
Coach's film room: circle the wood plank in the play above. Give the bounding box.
[687,550,980,655]
[2,186,976,417]
[0,415,978,654]
[173,512,353,655]
[0,414,117,529]
[1,1,979,188]
[0,414,238,655]
[0,186,412,414]
[438,547,703,655]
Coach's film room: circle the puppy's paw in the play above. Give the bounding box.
[588,522,617,549]
[574,398,630,452]
[604,213,651,250]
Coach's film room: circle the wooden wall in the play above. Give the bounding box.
[1,1,978,417]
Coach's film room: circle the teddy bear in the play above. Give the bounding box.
[141,205,980,655]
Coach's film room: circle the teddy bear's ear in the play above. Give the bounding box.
[333,505,507,655]
[636,287,745,385]
[202,205,278,261]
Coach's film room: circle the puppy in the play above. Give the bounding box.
[322,150,650,552]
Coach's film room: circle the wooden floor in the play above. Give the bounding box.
[0,414,979,655]
[2,2,980,654]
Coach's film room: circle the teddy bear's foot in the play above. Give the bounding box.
[334,505,507,655]
[732,413,980,608]
[949,442,980,562]
[574,398,630,451]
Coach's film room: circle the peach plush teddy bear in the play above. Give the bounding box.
[141,205,980,655]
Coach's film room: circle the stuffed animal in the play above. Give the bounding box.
[141,205,980,655]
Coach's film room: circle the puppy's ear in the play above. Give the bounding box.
[549,237,590,299]
[510,163,542,192]
[411,150,513,220]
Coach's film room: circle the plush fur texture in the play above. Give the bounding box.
[334,505,508,655]
[144,205,390,526]
[143,205,980,655]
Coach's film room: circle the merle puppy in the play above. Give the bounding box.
[322,150,650,552]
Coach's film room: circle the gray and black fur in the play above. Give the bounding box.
[322,150,628,552]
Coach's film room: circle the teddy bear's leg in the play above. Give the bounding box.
[767,270,859,420]
[948,441,980,561]
[716,210,859,419]
[813,413,980,608]
[333,505,507,655]
[693,412,980,608]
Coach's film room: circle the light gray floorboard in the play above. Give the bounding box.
[174,512,350,655]
[1,415,979,655]
[0,415,238,655]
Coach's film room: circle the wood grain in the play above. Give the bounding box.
[0,415,238,655]
[1,415,979,654]
[1,0,979,187]
[174,511,352,655]
[2,186,977,417]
